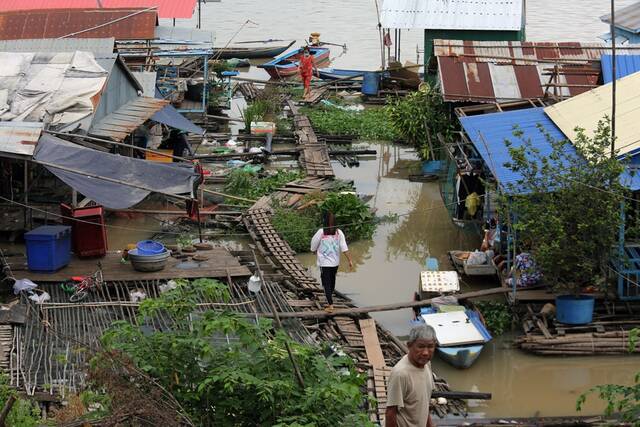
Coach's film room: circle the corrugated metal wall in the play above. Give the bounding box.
[93,63,139,124]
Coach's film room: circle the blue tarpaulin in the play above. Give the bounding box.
[459,107,640,192]
[151,105,204,134]
[601,54,640,83]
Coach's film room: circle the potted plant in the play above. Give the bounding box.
[502,120,627,324]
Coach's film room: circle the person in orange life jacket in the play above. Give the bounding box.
[310,212,354,313]
[299,46,319,101]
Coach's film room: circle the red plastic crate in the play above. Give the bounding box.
[60,204,108,258]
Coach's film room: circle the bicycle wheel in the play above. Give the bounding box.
[69,290,88,303]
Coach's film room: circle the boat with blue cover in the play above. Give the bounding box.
[258,46,331,79]
[317,67,366,80]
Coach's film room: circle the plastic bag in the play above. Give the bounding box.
[129,290,147,303]
[13,279,37,295]
[466,250,487,266]
[29,292,50,304]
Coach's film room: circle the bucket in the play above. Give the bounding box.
[136,240,165,255]
[361,72,380,96]
[555,294,595,325]
[248,274,262,293]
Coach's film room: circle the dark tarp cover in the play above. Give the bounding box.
[33,134,197,209]
[151,104,204,135]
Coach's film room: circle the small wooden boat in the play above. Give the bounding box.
[212,40,296,60]
[448,250,497,276]
[413,269,492,369]
[317,67,366,80]
[258,46,331,79]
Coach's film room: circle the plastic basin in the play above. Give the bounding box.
[136,240,165,255]
[128,248,170,272]
[555,294,595,325]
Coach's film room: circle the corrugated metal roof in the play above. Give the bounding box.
[601,2,640,34]
[0,38,115,53]
[545,71,640,157]
[601,54,640,83]
[89,96,168,141]
[380,0,523,30]
[0,8,157,41]
[459,107,640,192]
[0,122,43,157]
[0,0,196,19]
[434,39,639,65]
[459,107,569,193]
[154,26,214,45]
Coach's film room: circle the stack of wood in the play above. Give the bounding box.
[516,305,640,355]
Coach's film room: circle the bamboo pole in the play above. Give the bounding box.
[201,188,256,203]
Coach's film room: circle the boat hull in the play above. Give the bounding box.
[259,47,331,79]
[212,41,295,59]
[317,68,366,80]
[437,345,484,369]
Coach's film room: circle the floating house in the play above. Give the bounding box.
[380,0,525,76]
[600,1,640,44]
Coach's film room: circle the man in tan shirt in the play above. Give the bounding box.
[385,324,437,427]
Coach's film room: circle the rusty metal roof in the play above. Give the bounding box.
[0,122,43,158]
[601,2,640,34]
[89,97,168,141]
[0,0,195,19]
[434,39,640,104]
[381,0,523,30]
[0,8,157,41]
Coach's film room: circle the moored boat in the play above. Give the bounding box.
[212,40,296,60]
[317,67,366,80]
[258,46,331,79]
[413,269,492,369]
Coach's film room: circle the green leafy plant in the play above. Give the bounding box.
[385,85,454,159]
[577,329,639,425]
[272,206,321,253]
[0,374,41,427]
[98,278,372,426]
[501,120,627,295]
[242,100,270,131]
[224,169,303,200]
[303,106,400,140]
[320,192,376,241]
[475,301,512,336]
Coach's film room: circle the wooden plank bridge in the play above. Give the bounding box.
[288,100,334,178]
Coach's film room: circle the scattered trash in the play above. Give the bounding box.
[159,280,178,293]
[29,292,50,304]
[248,273,262,293]
[13,279,37,295]
[225,138,238,147]
[320,99,364,111]
[227,159,247,168]
[129,289,147,302]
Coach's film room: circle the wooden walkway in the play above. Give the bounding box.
[242,206,467,420]
[288,100,334,178]
[9,250,251,282]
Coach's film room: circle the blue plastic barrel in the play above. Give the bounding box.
[361,72,380,96]
[136,240,165,255]
[555,295,595,325]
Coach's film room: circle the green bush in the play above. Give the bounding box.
[304,107,400,140]
[272,206,321,253]
[100,279,373,426]
[475,301,512,336]
[224,169,302,201]
[320,192,376,241]
[0,374,41,427]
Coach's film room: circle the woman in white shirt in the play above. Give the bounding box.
[310,212,354,313]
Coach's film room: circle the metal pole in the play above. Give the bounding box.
[611,0,617,157]
[198,0,202,29]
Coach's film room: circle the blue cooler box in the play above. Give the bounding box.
[24,225,72,272]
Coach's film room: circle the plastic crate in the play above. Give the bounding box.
[60,204,108,258]
[24,225,71,272]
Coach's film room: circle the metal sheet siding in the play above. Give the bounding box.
[93,59,140,124]
[380,0,523,30]
[0,9,156,41]
[0,0,195,19]
[459,108,569,193]
[0,38,114,53]
[0,122,43,157]
[601,54,640,83]
[601,2,640,34]
[545,71,640,157]
[89,97,168,140]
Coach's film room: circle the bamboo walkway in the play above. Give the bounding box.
[288,100,334,178]
[243,207,467,421]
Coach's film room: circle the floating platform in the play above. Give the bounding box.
[8,250,251,282]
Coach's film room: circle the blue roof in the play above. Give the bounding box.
[459,107,640,192]
[151,104,204,135]
[459,108,570,194]
[601,54,640,83]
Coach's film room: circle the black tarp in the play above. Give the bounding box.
[33,134,197,209]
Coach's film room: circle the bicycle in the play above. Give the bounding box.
[65,263,103,303]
